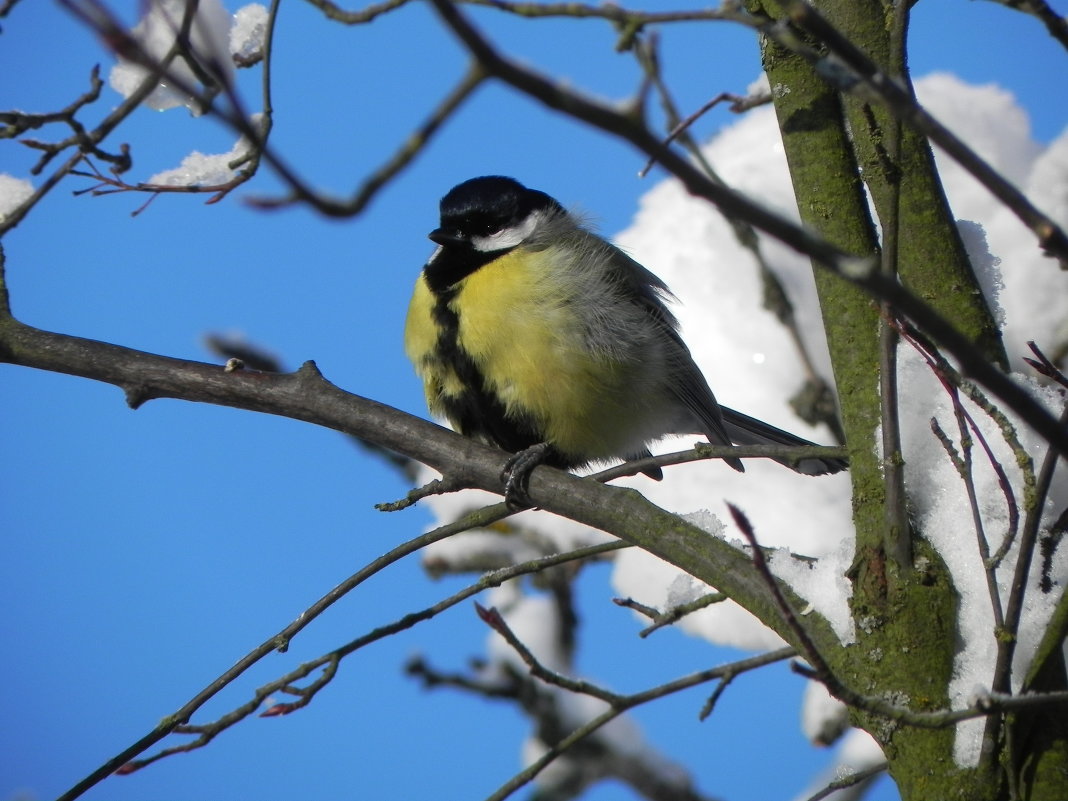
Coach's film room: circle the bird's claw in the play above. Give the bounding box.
[500,442,551,510]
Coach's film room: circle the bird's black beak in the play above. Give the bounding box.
[429,227,467,248]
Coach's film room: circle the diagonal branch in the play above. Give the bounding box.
[980,0,1068,53]
[106,539,628,780]
[0,244,843,672]
[785,0,1068,265]
[472,621,795,801]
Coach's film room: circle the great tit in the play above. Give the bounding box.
[404,176,846,502]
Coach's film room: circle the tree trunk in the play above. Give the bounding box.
[746,0,1067,797]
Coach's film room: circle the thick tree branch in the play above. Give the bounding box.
[786,0,1068,265]
[0,253,844,664]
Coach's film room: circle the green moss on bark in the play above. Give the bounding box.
[740,0,1062,797]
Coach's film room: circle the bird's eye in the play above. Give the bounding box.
[464,214,505,238]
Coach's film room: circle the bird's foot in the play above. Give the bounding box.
[500,442,551,510]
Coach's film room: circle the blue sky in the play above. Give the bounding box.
[1,2,1065,800]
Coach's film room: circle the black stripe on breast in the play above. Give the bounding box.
[430,286,569,464]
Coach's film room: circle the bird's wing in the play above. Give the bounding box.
[602,242,742,470]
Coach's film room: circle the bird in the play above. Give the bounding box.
[404,176,846,504]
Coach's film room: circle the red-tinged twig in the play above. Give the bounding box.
[1024,340,1068,391]
[727,502,1068,730]
[727,504,831,673]
[896,314,1035,778]
[115,655,341,775]
[60,0,294,207]
[70,155,256,214]
[895,319,1024,569]
[995,401,1068,698]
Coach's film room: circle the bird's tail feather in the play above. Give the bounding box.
[721,407,847,476]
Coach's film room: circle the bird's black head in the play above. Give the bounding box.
[429,176,560,253]
[422,176,562,293]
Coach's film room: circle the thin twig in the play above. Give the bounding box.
[467,0,746,26]
[587,442,848,485]
[614,591,729,638]
[477,603,623,703]
[476,640,795,801]
[56,502,522,800]
[302,0,415,24]
[638,89,760,179]
[980,0,1068,52]
[802,760,889,801]
[903,323,1013,643]
[728,502,1068,731]
[247,63,487,212]
[111,539,629,775]
[895,317,1032,558]
[1024,341,1068,391]
[994,400,1068,699]
[633,34,840,439]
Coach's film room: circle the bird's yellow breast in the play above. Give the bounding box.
[404,246,644,461]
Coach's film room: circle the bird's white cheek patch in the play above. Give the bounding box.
[470,210,544,252]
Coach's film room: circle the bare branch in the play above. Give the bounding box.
[302,0,414,25]
[996,401,1068,695]
[802,760,889,801]
[632,34,840,440]
[980,0,1068,53]
[477,603,624,704]
[108,539,628,778]
[613,591,729,638]
[1025,340,1068,391]
[57,509,488,798]
[1,65,125,174]
[475,644,794,801]
[247,63,486,212]
[785,0,1068,264]
[730,502,1068,733]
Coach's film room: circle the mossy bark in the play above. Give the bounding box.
[744,0,1064,798]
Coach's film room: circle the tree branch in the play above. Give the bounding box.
[108,539,628,780]
[0,244,845,672]
[786,0,1068,265]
